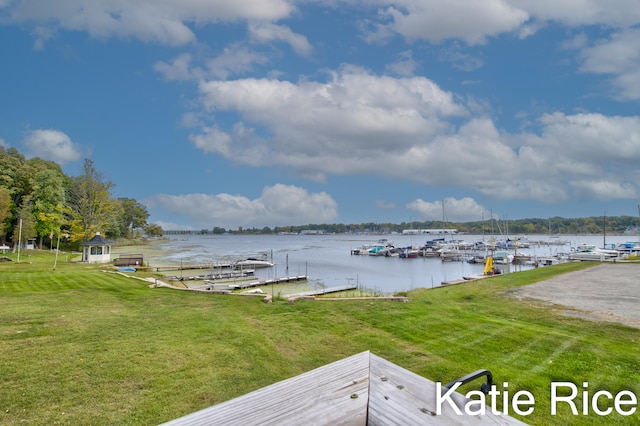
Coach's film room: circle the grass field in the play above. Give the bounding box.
[1,250,639,425]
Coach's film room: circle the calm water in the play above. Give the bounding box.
[144,233,637,294]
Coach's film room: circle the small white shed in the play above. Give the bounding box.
[81,232,113,263]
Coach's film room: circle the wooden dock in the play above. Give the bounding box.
[202,275,308,291]
[284,284,358,297]
[172,270,255,281]
[152,263,234,272]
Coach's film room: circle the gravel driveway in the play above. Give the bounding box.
[510,263,640,328]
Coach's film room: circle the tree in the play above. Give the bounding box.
[144,223,163,237]
[67,159,119,241]
[31,168,68,247]
[0,187,11,243]
[12,200,36,247]
[118,198,149,238]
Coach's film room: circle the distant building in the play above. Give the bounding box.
[624,226,639,236]
[300,229,325,235]
[402,228,457,235]
[81,232,113,263]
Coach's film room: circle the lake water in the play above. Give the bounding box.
[143,233,638,294]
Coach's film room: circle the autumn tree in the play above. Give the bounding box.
[67,159,119,241]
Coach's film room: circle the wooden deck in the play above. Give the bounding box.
[202,275,308,291]
[284,283,358,297]
[161,351,526,425]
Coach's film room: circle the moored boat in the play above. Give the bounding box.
[568,244,620,261]
[233,258,274,269]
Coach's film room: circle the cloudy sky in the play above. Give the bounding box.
[1,0,639,230]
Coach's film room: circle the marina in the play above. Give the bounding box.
[120,233,640,295]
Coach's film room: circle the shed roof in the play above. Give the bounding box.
[81,233,112,246]
[162,351,526,425]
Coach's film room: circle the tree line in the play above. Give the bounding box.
[0,147,160,250]
[202,216,640,236]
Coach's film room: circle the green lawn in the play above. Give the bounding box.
[1,250,639,425]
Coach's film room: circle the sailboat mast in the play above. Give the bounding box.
[603,211,606,248]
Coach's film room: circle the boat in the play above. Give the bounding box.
[350,239,395,256]
[615,241,640,255]
[467,253,487,264]
[568,244,620,261]
[512,252,533,264]
[398,247,419,258]
[233,258,274,269]
[492,250,514,264]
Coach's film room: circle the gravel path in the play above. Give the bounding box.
[510,263,640,328]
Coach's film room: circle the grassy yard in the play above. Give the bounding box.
[1,250,639,425]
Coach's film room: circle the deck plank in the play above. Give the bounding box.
[368,353,526,425]
[162,351,370,426]
[163,351,526,425]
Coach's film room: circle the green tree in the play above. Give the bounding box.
[144,223,163,237]
[67,159,119,241]
[12,200,37,247]
[0,187,11,243]
[31,168,68,247]
[118,198,149,238]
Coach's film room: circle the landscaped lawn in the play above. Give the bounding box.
[1,250,638,425]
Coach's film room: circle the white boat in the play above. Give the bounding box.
[350,239,395,256]
[615,241,640,255]
[568,244,620,261]
[492,250,514,264]
[233,258,274,269]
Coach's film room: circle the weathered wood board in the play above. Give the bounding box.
[162,351,526,425]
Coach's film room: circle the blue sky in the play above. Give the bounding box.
[1,1,639,230]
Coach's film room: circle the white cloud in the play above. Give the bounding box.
[575,28,640,100]
[366,0,640,45]
[375,0,529,45]
[248,21,312,56]
[407,197,491,222]
[386,50,418,76]
[511,0,640,28]
[535,112,640,164]
[31,25,57,50]
[438,44,484,72]
[512,112,640,201]
[205,44,270,79]
[145,184,338,228]
[569,179,637,201]
[22,129,82,165]
[195,67,467,171]
[154,53,199,81]
[6,0,295,46]
[154,45,270,81]
[0,137,7,148]
[190,66,640,204]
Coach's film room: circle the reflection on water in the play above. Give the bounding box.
[144,234,637,294]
